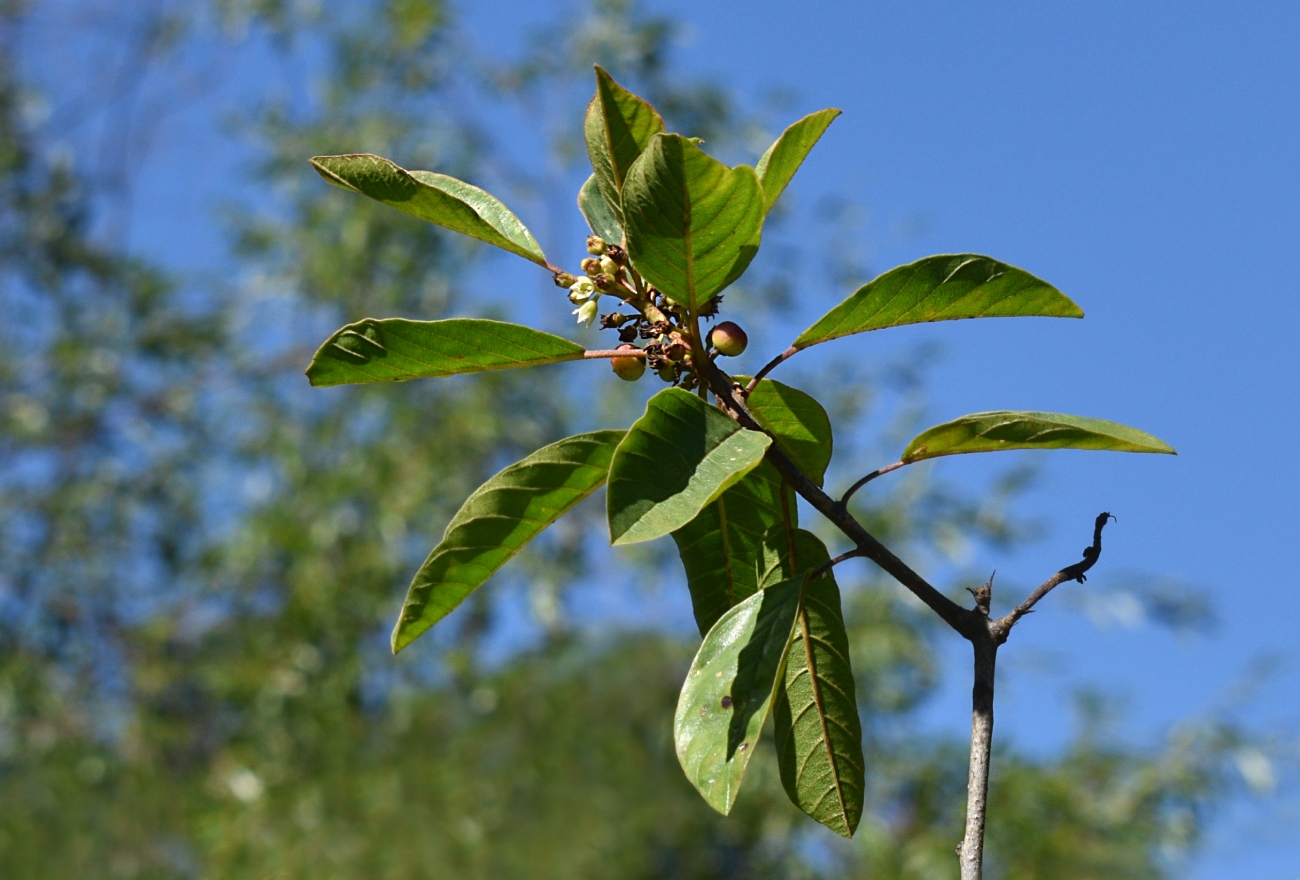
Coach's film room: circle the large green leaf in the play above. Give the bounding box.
[793,254,1083,349]
[670,378,829,635]
[305,318,586,386]
[902,411,1176,462]
[577,174,624,245]
[674,577,802,815]
[764,529,865,838]
[311,154,547,265]
[607,388,771,545]
[671,460,795,637]
[621,133,765,312]
[583,66,664,225]
[755,108,840,212]
[392,431,623,652]
[747,378,833,487]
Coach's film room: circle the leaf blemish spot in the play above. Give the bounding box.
[720,695,733,710]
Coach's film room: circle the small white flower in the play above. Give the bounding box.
[568,277,596,303]
[574,299,600,327]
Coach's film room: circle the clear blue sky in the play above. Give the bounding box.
[61,0,1298,874]
[457,2,1300,875]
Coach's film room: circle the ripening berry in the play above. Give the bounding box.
[586,236,608,255]
[710,321,748,357]
[610,344,645,381]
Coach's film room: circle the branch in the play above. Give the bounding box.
[744,345,799,394]
[697,356,976,636]
[991,512,1115,643]
[582,349,649,359]
[839,460,908,507]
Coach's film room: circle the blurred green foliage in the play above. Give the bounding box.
[0,1,1241,877]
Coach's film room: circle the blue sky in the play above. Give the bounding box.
[42,0,1299,874]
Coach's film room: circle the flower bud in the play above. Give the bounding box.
[710,321,748,357]
[599,256,619,277]
[581,257,602,277]
[593,273,617,291]
[586,236,608,255]
[610,344,645,381]
[553,271,576,288]
[574,299,600,327]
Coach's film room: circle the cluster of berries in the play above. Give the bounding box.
[553,235,748,385]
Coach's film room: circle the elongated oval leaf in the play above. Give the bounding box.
[793,254,1083,349]
[672,460,796,636]
[622,133,765,311]
[310,154,548,265]
[902,411,1176,462]
[607,388,771,545]
[305,318,586,386]
[747,378,833,487]
[584,66,664,225]
[674,577,802,815]
[755,108,840,212]
[764,529,865,838]
[392,431,624,652]
[577,174,625,245]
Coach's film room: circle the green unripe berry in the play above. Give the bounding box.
[611,344,645,381]
[657,364,676,382]
[710,321,748,357]
[586,235,608,255]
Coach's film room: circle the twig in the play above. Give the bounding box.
[582,349,649,359]
[811,548,866,580]
[956,513,1115,879]
[839,460,908,507]
[991,512,1114,642]
[744,346,799,394]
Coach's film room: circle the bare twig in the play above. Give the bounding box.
[992,511,1114,642]
[956,514,1115,879]
[839,460,908,507]
[744,345,799,394]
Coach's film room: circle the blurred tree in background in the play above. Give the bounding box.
[0,0,1248,877]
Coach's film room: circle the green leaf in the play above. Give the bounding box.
[674,577,802,815]
[305,318,586,387]
[577,174,624,245]
[755,108,840,212]
[671,460,796,636]
[311,154,548,265]
[792,254,1083,349]
[583,66,665,225]
[747,378,834,487]
[392,431,624,652]
[607,388,771,545]
[764,529,865,838]
[622,133,765,312]
[902,411,1177,462]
